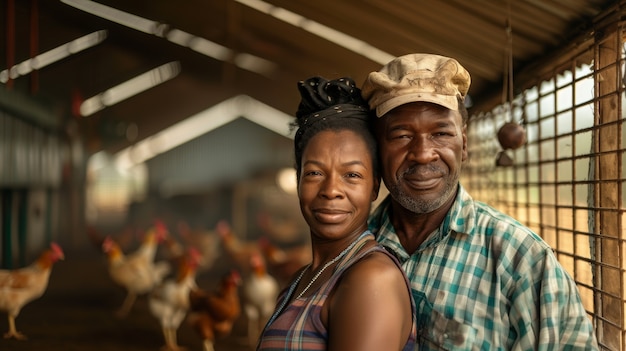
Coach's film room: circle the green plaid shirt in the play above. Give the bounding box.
[369,185,598,351]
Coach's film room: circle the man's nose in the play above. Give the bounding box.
[407,135,439,164]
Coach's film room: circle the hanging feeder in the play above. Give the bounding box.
[495,150,514,167]
[496,11,526,166]
[497,121,526,150]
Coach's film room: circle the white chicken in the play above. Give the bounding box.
[0,242,65,340]
[149,247,202,351]
[102,220,171,317]
[242,252,279,346]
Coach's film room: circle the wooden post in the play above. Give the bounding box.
[1,190,13,269]
[595,26,621,348]
[17,189,28,267]
[5,0,15,89]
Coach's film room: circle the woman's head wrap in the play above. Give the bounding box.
[294,76,371,139]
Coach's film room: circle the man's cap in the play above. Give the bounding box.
[361,53,471,117]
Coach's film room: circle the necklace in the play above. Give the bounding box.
[295,231,369,299]
[264,231,371,328]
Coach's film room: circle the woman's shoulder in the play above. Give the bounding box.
[326,242,414,350]
[342,243,407,287]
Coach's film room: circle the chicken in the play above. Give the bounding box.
[161,233,186,269]
[102,220,171,317]
[149,247,202,351]
[242,252,279,346]
[215,220,261,275]
[0,242,65,340]
[256,211,302,243]
[176,221,221,273]
[187,269,242,351]
[87,223,138,253]
[255,212,311,286]
[258,236,310,287]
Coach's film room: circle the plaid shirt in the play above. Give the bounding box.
[369,185,598,351]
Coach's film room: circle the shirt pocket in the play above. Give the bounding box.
[428,309,477,350]
[412,290,479,351]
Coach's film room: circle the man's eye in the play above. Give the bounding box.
[433,131,455,137]
[389,132,410,140]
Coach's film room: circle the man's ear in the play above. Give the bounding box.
[461,125,468,162]
[371,177,381,202]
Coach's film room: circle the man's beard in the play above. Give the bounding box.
[387,165,459,214]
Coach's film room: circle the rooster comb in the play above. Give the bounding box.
[154,219,167,232]
[216,220,232,235]
[229,269,242,284]
[50,242,64,258]
[187,247,202,264]
[250,251,265,268]
[257,236,270,247]
[102,236,115,251]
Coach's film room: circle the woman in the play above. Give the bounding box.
[256,76,416,351]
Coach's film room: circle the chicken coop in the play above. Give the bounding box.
[3,0,626,350]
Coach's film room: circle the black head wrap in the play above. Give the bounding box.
[296,77,368,116]
[292,76,378,181]
[294,77,371,140]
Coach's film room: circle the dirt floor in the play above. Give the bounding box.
[0,246,257,351]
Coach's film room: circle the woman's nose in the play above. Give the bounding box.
[319,175,343,198]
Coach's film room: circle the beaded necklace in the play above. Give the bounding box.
[295,232,365,299]
[264,231,371,327]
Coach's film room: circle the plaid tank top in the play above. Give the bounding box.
[256,231,417,351]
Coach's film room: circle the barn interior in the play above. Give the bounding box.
[2,1,626,350]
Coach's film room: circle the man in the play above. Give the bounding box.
[361,53,598,350]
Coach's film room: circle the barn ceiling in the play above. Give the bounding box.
[2,0,621,156]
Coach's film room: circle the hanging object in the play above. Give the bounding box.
[496,6,526,166]
[497,121,526,150]
[497,14,526,151]
[495,150,514,167]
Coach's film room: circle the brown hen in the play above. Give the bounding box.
[187,269,242,351]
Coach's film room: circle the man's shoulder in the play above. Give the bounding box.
[471,200,534,232]
[467,199,554,255]
[453,187,549,247]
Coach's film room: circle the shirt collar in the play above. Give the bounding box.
[369,185,476,254]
